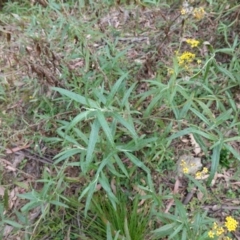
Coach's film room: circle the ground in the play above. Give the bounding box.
[0,0,240,239]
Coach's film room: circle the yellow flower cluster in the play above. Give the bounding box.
[177,51,196,67]
[186,38,200,48]
[208,222,225,238]
[195,167,208,179]
[180,1,205,20]
[225,216,238,232]
[180,159,196,174]
[180,159,189,174]
[193,7,205,20]
[208,217,238,239]
[167,68,174,76]
[180,1,193,16]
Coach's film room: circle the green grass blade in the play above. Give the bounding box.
[208,143,222,185]
[152,223,177,238]
[168,127,215,141]
[169,223,184,240]
[97,110,114,146]
[174,198,187,223]
[114,154,129,177]
[66,110,93,132]
[120,82,137,108]
[79,175,99,216]
[224,143,240,161]
[107,72,128,105]
[99,172,118,209]
[124,152,150,174]
[106,222,113,240]
[124,217,131,240]
[54,148,84,164]
[4,220,23,229]
[195,100,215,120]
[112,112,138,139]
[52,87,99,108]
[189,108,211,126]
[179,92,193,119]
[85,119,100,173]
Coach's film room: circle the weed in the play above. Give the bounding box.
[1,0,240,239]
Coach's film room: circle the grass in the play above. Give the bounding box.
[0,0,240,239]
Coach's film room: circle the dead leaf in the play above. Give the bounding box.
[210,173,218,186]
[6,144,30,154]
[0,186,5,196]
[180,136,189,143]
[189,134,201,155]
[6,166,17,172]
[110,178,116,194]
[3,225,14,237]
[12,152,25,168]
[0,158,13,167]
[197,190,204,201]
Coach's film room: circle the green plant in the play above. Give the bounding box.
[152,198,212,240]
[52,85,156,214]
[1,0,240,239]
[219,147,234,168]
[82,189,151,240]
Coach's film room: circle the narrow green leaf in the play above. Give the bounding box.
[3,189,9,210]
[152,223,177,237]
[124,217,131,240]
[96,110,114,146]
[57,129,84,146]
[18,191,37,201]
[169,223,184,240]
[124,152,150,174]
[99,172,118,209]
[190,108,211,126]
[54,148,85,164]
[174,198,187,223]
[192,133,208,157]
[85,119,100,172]
[112,112,138,139]
[214,109,232,126]
[144,92,164,117]
[224,143,240,161]
[21,201,42,212]
[208,143,222,185]
[179,93,193,119]
[66,110,93,132]
[106,222,113,240]
[114,154,129,177]
[215,48,233,54]
[223,136,240,143]
[52,87,98,108]
[181,228,187,240]
[113,231,120,240]
[216,65,236,82]
[120,82,137,108]
[107,73,128,105]
[195,100,215,120]
[185,175,207,195]
[79,175,99,216]
[96,154,113,175]
[4,220,23,228]
[225,90,236,111]
[168,127,215,142]
[49,200,69,208]
[155,212,179,222]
